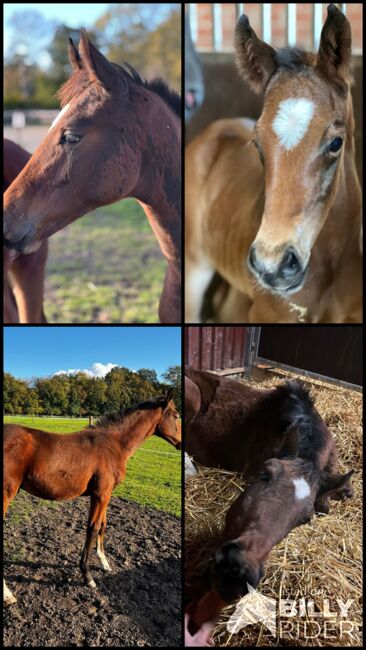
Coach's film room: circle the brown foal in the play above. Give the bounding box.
[4,30,181,323]
[185,5,362,323]
[3,391,181,606]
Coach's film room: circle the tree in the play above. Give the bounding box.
[161,365,182,412]
[3,373,30,414]
[136,368,158,386]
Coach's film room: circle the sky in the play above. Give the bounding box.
[4,327,181,380]
[4,3,179,59]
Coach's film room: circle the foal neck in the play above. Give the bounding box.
[115,409,161,459]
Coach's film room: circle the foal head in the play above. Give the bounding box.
[154,389,182,449]
[4,29,180,254]
[235,4,354,295]
[209,457,353,603]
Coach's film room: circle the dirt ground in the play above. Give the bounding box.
[4,492,181,647]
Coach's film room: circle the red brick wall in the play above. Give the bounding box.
[190,2,363,52]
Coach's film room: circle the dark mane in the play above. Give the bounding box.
[117,62,181,117]
[274,47,313,71]
[90,395,165,429]
[57,60,181,118]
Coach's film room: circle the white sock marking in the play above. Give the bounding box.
[48,103,70,132]
[97,539,112,572]
[293,477,311,500]
[88,578,97,588]
[272,98,315,150]
[4,579,17,606]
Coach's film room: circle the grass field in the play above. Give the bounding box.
[4,416,181,517]
[45,200,165,323]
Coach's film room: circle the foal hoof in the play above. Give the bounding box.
[87,579,97,589]
[4,594,17,607]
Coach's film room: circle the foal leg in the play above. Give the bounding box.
[80,495,110,588]
[3,482,21,606]
[9,241,48,324]
[96,510,112,572]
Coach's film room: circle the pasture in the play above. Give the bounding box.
[4,415,182,646]
[4,126,165,324]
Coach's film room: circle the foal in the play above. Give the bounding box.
[185,5,362,322]
[3,391,181,607]
[4,30,181,323]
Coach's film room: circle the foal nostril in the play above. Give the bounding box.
[248,246,259,272]
[281,248,301,277]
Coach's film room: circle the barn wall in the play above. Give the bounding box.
[185,326,250,370]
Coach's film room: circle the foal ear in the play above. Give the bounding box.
[235,14,277,94]
[316,4,352,90]
[317,469,354,499]
[68,37,83,72]
[78,28,122,91]
[165,388,174,403]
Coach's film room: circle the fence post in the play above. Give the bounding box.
[89,416,93,427]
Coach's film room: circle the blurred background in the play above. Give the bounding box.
[4,3,181,323]
[185,2,362,182]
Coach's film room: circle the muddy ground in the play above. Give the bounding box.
[4,492,181,647]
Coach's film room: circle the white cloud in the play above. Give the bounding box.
[54,362,117,378]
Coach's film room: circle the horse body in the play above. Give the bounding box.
[4,392,181,606]
[4,139,48,324]
[4,30,181,323]
[185,5,362,323]
[185,367,354,628]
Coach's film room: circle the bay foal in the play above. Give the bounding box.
[185,369,354,628]
[4,30,181,323]
[185,5,362,323]
[3,392,181,606]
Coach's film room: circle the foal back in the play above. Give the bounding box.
[4,425,121,502]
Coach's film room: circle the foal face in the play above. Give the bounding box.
[248,72,348,295]
[155,399,182,449]
[209,458,317,602]
[3,30,175,254]
[235,4,353,296]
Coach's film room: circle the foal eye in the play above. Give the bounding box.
[260,470,270,482]
[60,133,81,145]
[327,136,343,154]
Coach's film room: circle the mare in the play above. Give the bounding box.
[3,391,181,607]
[185,368,353,629]
[4,139,47,323]
[185,5,362,323]
[4,29,181,323]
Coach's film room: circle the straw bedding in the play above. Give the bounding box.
[185,372,362,647]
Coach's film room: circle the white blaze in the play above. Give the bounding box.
[293,477,311,500]
[48,103,70,132]
[272,98,315,150]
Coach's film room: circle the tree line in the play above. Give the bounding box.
[3,366,181,417]
[5,5,180,109]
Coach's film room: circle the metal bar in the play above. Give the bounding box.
[236,4,245,22]
[188,3,198,44]
[212,3,223,51]
[254,357,362,391]
[287,3,297,46]
[313,2,323,51]
[262,4,272,42]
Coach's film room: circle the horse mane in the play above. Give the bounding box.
[57,60,181,118]
[269,380,327,463]
[274,47,315,71]
[90,395,165,429]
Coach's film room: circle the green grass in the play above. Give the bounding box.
[44,199,166,323]
[4,416,181,517]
